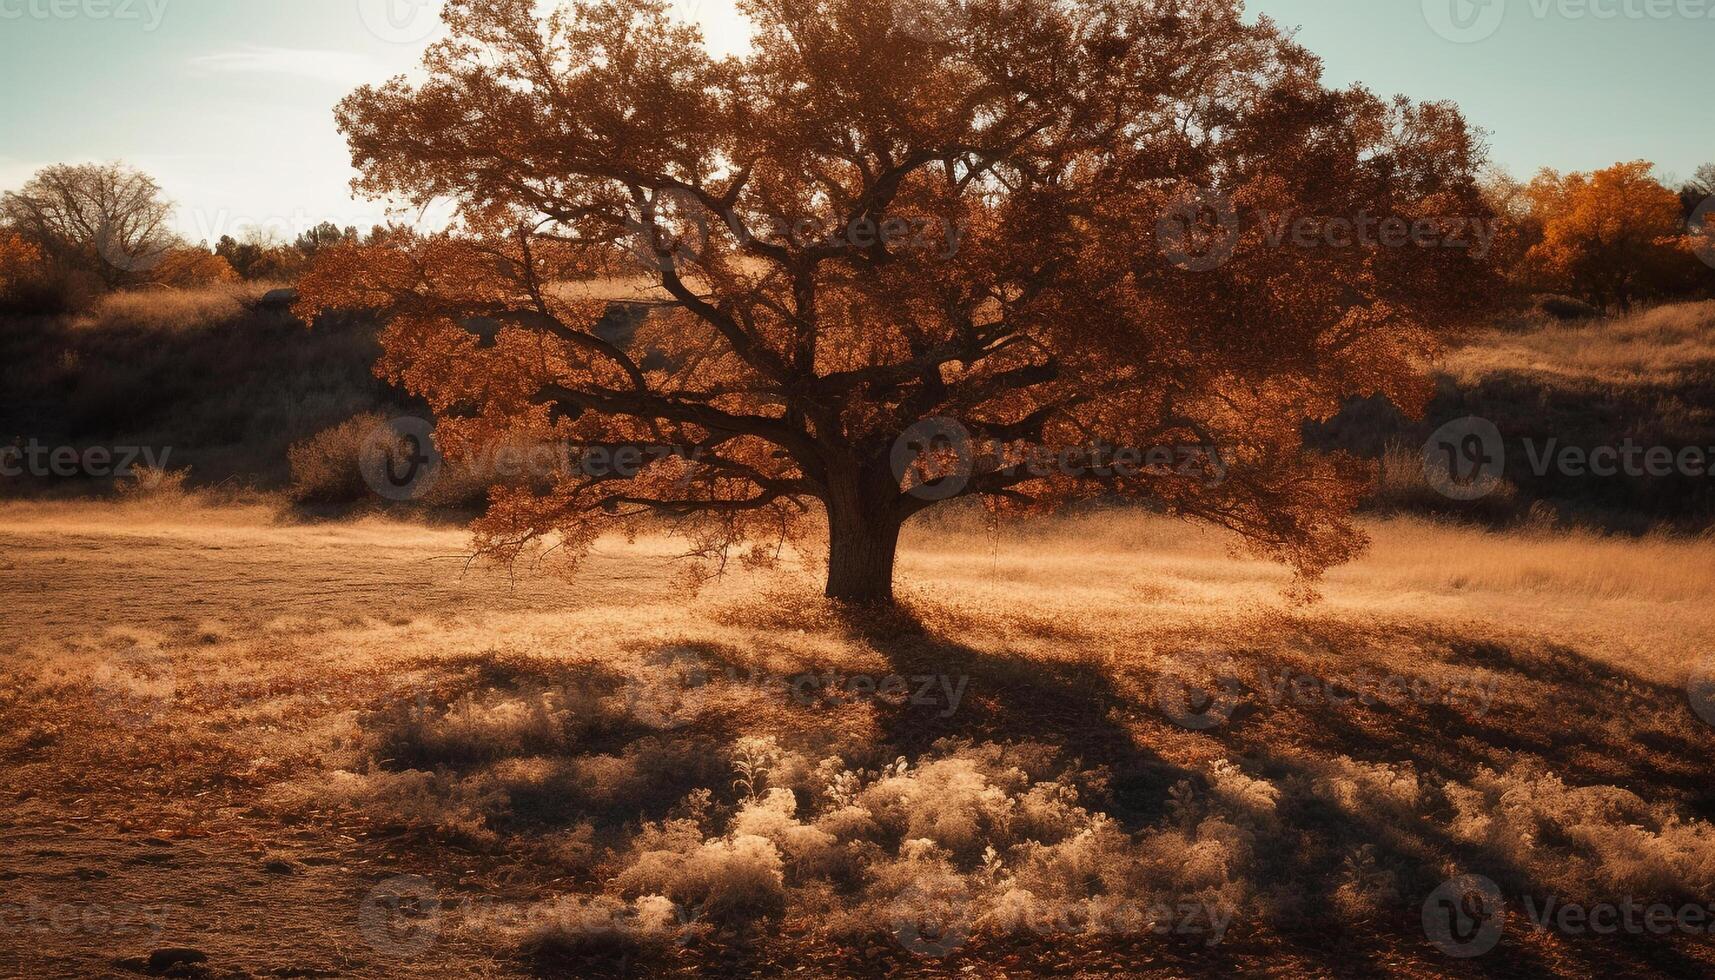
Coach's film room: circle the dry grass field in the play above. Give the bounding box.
[4,498,1713,977]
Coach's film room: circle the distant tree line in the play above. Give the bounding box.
[0,162,414,314]
[2,158,1712,318]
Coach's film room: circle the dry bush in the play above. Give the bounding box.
[0,233,73,314]
[152,249,239,290]
[611,828,788,924]
[1366,441,1520,521]
[370,683,590,767]
[1445,761,1715,899]
[287,413,564,509]
[113,464,192,501]
[286,412,387,504]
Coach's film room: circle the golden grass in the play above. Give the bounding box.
[4,502,1714,977]
[901,509,1715,685]
[1439,301,1715,386]
[66,281,283,333]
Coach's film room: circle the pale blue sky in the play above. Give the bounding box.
[0,0,1706,242]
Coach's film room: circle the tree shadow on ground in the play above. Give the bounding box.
[824,603,1715,979]
[830,602,1193,829]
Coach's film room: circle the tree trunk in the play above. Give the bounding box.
[823,496,901,604]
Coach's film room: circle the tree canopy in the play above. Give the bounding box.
[1525,161,1692,313]
[298,0,1499,602]
[0,162,176,290]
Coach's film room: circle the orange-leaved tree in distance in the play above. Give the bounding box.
[298,0,1497,603]
[1525,161,1689,313]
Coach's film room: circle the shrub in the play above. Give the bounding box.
[78,284,255,332]
[371,684,586,768]
[287,412,387,504]
[612,824,788,924]
[114,465,192,501]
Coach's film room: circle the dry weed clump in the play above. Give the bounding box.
[113,464,193,501]
[505,894,686,958]
[1444,761,1715,900]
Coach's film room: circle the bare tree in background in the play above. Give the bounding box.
[0,163,176,289]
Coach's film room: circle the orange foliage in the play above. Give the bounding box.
[1525,161,1689,312]
[0,233,46,293]
[152,248,239,289]
[298,0,1500,601]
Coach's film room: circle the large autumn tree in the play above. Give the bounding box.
[298,0,1496,602]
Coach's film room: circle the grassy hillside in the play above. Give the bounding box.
[0,284,397,493]
[6,289,1715,535]
[1317,302,1715,533]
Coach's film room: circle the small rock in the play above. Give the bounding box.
[261,859,296,875]
[147,947,208,973]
